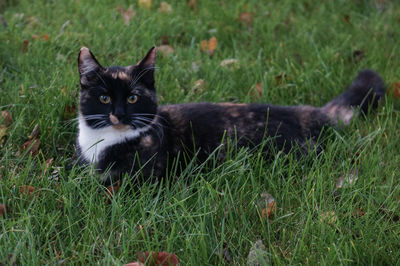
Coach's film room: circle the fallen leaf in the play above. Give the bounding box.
[353,208,365,218]
[220,58,239,70]
[247,240,270,266]
[208,36,218,56]
[255,82,263,97]
[31,34,39,40]
[0,125,7,143]
[123,6,136,25]
[192,79,206,93]
[200,39,208,53]
[20,185,40,197]
[161,35,169,45]
[343,14,351,24]
[21,39,29,53]
[137,251,178,266]
[125,263,144,266]
[117,6,123,14]
[274,74,287,85]
[239,12,254,26]
[336,166,359,189]
[388,82,400,99]
[320,211,338,225]
[0,203,11,217]
[258,192,276,219]
[1,110,12,126]
[28,123,40,139]
[41,157,54,177]
[63,102,76,120]
[157,45,174,56]
[188,0,198,10]
[158,2,172,14]
[106,181,120,201]
[42,33,50,41]
[22,139,40,156]
[138,0,152,9]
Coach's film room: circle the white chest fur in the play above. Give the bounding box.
[78,116,143,163]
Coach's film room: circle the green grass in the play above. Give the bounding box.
[1,0,400,264]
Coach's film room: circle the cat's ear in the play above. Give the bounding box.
[78,47,103,85]
[136,46,156,87]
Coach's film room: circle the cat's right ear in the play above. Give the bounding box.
[78,47,102,85]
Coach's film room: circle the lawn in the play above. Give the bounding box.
[1,0,400,264]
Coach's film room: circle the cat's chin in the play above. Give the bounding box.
[111,124,131,131]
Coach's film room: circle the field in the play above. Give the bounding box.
[1,0,400,264]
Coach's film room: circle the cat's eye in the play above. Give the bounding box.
[99,95,111,104]
[127,95,138,104]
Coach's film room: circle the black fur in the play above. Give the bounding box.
[76,47,385,184]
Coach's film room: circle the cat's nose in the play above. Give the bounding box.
[114,107,126,120]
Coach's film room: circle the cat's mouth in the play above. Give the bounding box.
[109,114,130,130]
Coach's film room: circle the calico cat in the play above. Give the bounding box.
[76,46,385,184]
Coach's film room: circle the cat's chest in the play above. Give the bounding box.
[77,117,143,163]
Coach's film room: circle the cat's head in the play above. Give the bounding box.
[78,47,157,130]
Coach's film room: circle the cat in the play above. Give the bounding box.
[76,46,385,184]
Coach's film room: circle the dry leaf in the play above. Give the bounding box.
[21,39,29,53]
[353,208,365,218]
[42,34,50,41]
[138,0,152,9]
[63,102,77,120]
[258,192,276,219]
[125,263,144,266]
[220,58,239,70]
[239,12,254,26]
[200,39,208,53]
[320,211,338,225]
[106,181,120,201]
[192,79,206,93]
[157,45,174,56]
[1,111,12,126]
[188,0,198,10]
[388,82,400,99]
[161,35,169,45]
[336,167,359,189]
[274,74,287,85]
[0,203,10,217]
[28,123,40,139]
[343,14,351,24]
[158,2,172,13]
[137,251,178,266]
[247,240,270,266]
[123,6,136,25]
[20,185,40,197]
[255,82,263,97]
[22,139,40,156]
[0,125,7,143]
[208,36,218,56]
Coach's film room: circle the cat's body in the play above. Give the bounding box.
[76,47,385,183]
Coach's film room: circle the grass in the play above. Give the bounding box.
[1,0,400,264]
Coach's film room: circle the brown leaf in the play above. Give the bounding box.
[21,39,29,53]
[117,6,123,14]
[274,74,287,85]
[63,102,77,120]
[343,14,351,24]
[158,2,172,14]
[22,139,40,156]
[255,82,263,97]
[1,110,12,126]
[157,45,174,56]
[28,123,40,139]
[0,203,11,217]
[138,0,152,9]
[259,192,276,219]
[0,125,7,143]
[106,181,120,202]
[192,79,206,94]
[42,33,50,41]
[353,208,365,218]
[388,82,400,99]
[20,185,40,197]
[31,34,39,40]
[200,39,208,53]
[188,0,198,10]
[161,35,169,45]
[137,251,178,266]
[123,6,136,25]
[239,12,254,26]
[208,36,218,56]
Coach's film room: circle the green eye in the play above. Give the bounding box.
[127,95,138,104]
[99,95,111,104]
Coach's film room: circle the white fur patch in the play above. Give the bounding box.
[78,116,146,163]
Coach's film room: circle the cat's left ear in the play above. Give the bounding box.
[135,46,156,87]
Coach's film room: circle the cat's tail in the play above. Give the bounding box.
[321,69,385,126]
